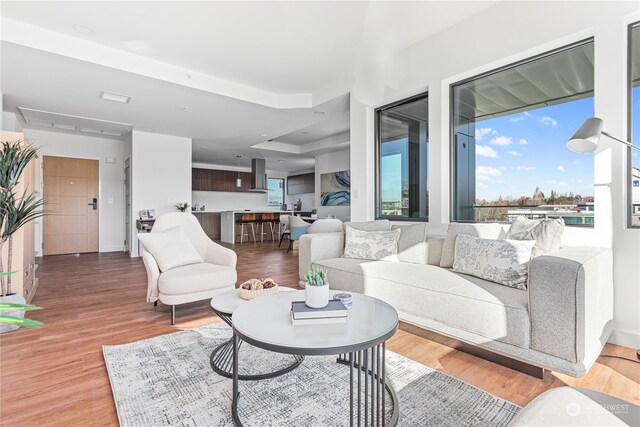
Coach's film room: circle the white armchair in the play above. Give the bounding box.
[139,212,237,324]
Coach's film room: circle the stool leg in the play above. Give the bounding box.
[250,223,256,243]
[239,224,244,244]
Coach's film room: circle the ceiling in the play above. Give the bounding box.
[1,1,499,171]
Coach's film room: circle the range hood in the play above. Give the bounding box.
[247,158,268,193]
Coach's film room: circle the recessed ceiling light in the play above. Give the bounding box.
[181,106,188,111]
[314,110,325,115]
[259,133,268,137]
[73,24,95,35]
[99,90,131,104]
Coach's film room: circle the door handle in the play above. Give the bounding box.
[88,198,97,210]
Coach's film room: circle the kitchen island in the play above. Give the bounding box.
[220,210,311,244]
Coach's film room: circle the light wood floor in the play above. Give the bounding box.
[0,242,638,426]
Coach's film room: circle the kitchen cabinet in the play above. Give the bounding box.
[193,212,221,239]
[192,168,253,192]
[287,172,314,195]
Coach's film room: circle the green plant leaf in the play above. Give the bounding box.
[0,315,43,328]
[0,303,42,311]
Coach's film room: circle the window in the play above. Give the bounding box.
[267,178,284,206]
[629,23,640,227]
[375,93,429,220]
[451,40,595,226]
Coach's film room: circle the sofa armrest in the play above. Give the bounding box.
[140,246,161,303]
[299,232,344,280]
[528,246,613,363]
[427,237,445,266]
[203,241,237,269]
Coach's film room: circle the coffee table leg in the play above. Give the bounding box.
[232,333,243,427]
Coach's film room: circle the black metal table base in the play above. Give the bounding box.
[210,309,304,380]
[231,334,398,427]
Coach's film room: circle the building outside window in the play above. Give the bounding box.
[451,40,595,226]
[267,177,284,206]
[629,22,640,227]
[375,93,429,220]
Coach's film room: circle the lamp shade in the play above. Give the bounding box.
[567,117,604,153]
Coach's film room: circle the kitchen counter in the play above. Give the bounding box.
[220,210,312,243]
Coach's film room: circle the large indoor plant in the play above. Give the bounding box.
[0,140,45,333]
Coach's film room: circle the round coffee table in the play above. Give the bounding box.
[209,287,303,380]
[231,290,399,426]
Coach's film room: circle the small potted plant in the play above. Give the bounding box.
[303,267,329,309]
[311,209,318,219]
[175,202,190,212]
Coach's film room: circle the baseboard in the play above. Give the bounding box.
[100,246,125,253]
[608,329,640,349]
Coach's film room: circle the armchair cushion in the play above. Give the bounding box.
[138,226,203,272]
[158,263,237,295]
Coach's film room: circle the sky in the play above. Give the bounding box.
[474,96,595,201]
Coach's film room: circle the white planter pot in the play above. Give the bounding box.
[305,283,330,309]
[0,293,26,334]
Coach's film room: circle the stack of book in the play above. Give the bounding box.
[290,299,348,325]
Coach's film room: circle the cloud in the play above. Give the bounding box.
[519,138,528,145]
[476,144,498,158]
[509,116,525,122]
[546,180,568,187]
[475,127,494,141]
[517,165,536,171]
[476,166,502,181]
[540,116,558,127]
[557,165,565,172]
[489,135,513,146]
[507,150,524,157]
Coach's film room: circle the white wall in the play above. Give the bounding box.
[2,111,23,132]
[21,126,125,253]
[349,1,640,347]
[130,130,192,256]
[315,149,351,219]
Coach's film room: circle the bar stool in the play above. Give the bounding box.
[236,213,257,243]
[256,213,276,242]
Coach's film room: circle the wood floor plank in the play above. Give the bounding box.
[0,241,637,426]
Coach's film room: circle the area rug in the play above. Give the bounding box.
[103,323,520,426]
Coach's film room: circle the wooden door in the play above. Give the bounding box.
[43,156,99,255]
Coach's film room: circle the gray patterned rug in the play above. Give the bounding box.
[103,323,520,426]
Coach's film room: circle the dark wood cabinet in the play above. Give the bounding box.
[194,212,221,239]
[287,172,315,195]
[192,168,253,192]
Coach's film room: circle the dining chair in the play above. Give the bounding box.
[287,215,311,253]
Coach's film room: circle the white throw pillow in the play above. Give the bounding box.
[506,217,564,258]
[343,226,401,262]
[138,226,203,272]
[440,223,504,268]
[391,223,428,264]
[452,234,535,290]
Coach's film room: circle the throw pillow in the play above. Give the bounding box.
[506,217,565,258]
[138,226,203,272]
[391,223,428,264]
[439,223,504,268]
[452,234,535,290]
[343,226,401,262]
[343,220,391,232]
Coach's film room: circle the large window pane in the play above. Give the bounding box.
[452,41,595,226]
[376,93,428,220]
[630,23,640,227]
[267,177,284,206]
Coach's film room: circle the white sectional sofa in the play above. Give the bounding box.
[299,220,614,378]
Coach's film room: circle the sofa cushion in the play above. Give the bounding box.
[158,263,237,295]
[343,220,390,232]
[343,227,401,262]
[507,217,565,258]
[392,223,428,264]
[315,258,530,348]
[453,234,535,290]
[440,223,503,268]
[139,226,203,272]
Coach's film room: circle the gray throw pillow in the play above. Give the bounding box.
[391,223,428,264]
[506,217,564,258]
[453,234,535,290]
[343,226,401,262]
[440,223,504,268]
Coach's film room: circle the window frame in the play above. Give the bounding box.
[627,21,640,228]
[267,177,285,206]
[449,37,595,226]
[375,91,429,222]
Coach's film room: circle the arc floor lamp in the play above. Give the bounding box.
[567,117,640,361]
